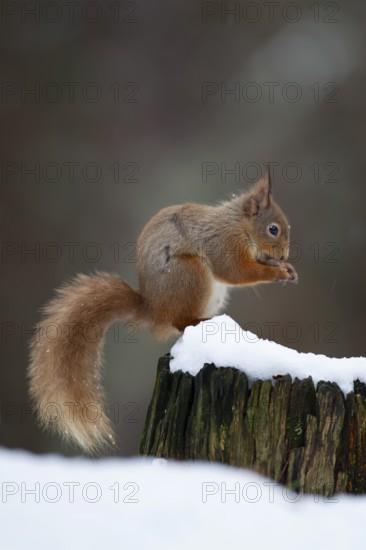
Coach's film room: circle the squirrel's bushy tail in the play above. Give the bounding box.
[29,272,148,454]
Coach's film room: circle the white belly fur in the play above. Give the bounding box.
[202,279,229,318]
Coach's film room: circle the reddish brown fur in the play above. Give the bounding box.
[29,173,298,454]
[29,273,149,453]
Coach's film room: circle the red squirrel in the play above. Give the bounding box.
[29,172,298,454]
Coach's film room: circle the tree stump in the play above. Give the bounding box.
[139,355,366,496]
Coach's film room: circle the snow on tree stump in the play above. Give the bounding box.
[139,355,366,496]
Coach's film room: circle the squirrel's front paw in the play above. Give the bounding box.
[277,263,298,285]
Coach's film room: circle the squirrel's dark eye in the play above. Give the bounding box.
[268,223,280,237]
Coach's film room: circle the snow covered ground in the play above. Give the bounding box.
[0,446,365,550]
[171,315,366,394]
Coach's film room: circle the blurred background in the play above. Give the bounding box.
[1,0,365,456]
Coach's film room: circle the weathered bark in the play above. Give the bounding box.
[139,354,366,496]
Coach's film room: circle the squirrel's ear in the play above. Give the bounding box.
[243,170,272,216]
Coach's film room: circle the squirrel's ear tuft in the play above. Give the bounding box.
[243,170,272,216]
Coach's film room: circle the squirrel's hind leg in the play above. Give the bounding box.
[147,254,213,339]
